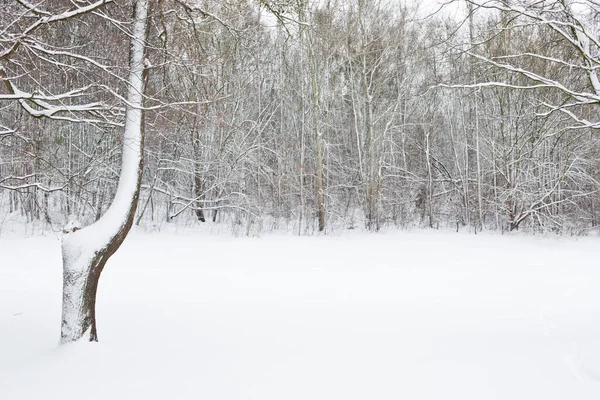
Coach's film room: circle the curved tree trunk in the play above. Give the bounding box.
[60,0,149,343]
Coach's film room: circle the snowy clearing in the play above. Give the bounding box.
[2,230,600,399]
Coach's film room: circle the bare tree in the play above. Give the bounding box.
[60,0,149,342]
[438,0,600,231]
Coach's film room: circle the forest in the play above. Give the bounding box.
[3,2,600,395]
[1,0,599,236]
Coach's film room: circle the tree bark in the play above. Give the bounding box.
[194,172,206,222]
[60,0,149,343]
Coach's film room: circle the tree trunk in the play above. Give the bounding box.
[315,131,325,232]
[194,172,206,222]
[60,0,149,343]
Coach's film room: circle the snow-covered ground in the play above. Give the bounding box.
[1,230,600,399]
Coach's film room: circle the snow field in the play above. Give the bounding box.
[1,230,600,399]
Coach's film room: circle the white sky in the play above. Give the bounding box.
[257,0,469,31]
[409,0,466,19]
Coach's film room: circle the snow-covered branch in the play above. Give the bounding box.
[0,0,112,61]
[0,174,67,192]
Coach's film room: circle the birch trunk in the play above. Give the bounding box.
[60,0,149,343]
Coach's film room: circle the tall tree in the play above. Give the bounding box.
[60,0,149,343]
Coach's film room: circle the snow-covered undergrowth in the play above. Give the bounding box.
[1,230,600,399]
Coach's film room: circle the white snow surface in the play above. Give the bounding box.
[2,229,600,399]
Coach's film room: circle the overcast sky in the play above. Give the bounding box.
[410,0,466,19]
[258,1,468,29]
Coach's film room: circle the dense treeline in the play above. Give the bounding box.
[1,0,599,235]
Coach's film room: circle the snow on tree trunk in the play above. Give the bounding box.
[60,0,149,343]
